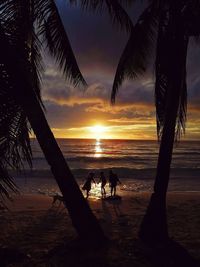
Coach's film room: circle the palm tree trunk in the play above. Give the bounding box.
[139,4,188,244]
[0,23,106,244]
[19,87,106,243]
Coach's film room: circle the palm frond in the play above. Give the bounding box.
[30,31,44,103]
[69,0,133,33]
[0,80,32,169]
[0,15,33,200]
[37,0,87,87]
[175,76,187,140]
[155,11,188,140]
[0,0,44,103]
[0,164,18,201]
[155,58,187,140]
[0,82,31,200]
[111,4,158,103]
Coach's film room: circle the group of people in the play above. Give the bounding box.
[82,170,121,199]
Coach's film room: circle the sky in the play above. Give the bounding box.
[41,0,200,140]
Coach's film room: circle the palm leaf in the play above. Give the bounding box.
[155,12,188,140]
[0,0,44,102]
[0,78,30,199]
[37,0,87,87]
[0,164,18,201]
[69,0,133,32]
[0,12,33,199]
[111,4,158,103]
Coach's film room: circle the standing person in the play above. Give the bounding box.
[99,171,107,198]
[109,170,121,197]
[82,172,96,199]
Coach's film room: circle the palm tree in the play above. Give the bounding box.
[0,0,132,243]
[111,0,199,243]
[0,0,105,243]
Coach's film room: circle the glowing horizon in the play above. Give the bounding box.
[49,122,158,140]
[30,118,200,140]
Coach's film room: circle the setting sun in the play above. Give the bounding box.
[89,125,107,140]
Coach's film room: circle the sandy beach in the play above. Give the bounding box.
[0,191,200,266]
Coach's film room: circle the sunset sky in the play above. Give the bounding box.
[41,1,200,140]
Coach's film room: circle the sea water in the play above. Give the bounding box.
[14,139,200,194]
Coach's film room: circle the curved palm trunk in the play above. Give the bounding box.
[0,23,105,244]
[139,5,188,244]
[20,88,106,243]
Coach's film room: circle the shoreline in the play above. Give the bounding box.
[12,174,200,198]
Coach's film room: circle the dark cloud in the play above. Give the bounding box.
[44,100,92,128]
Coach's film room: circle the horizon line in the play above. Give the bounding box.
[29,137,200,142]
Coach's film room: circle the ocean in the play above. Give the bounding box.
[14,139,200,195]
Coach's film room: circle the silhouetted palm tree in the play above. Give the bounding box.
[0,0,132,243]
[111,0,200,243]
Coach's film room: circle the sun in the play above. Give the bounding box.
[89,124,107,140]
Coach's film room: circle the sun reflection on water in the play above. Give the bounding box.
[80,182,103,200]
[91,182,102,199]
[94,139,103,158]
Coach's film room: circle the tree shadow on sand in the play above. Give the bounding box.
[45,204,200,267]
[136,238,200,267]
[1,200,199,267]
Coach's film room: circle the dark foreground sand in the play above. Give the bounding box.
[0,192,200,267]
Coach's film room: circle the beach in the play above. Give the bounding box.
[1,190,200,267]
[2,0,200,265]
[1,138,200,266]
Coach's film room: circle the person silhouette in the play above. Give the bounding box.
[99,171,107,198]
[82,172,96,199]
[109,170,121,197]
